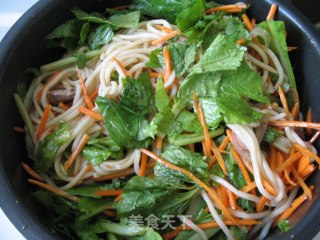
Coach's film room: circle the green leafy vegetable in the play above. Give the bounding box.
[80,22,90,45]
[131,228,162,240]
[277,219,291,232]
[176,0,205,32]
[88,25,114,50]
[46,19,83,40]
[67,181,122,198]
[225,152,247,189]
[198,97,223,128]
[36,122,71,173]
[120,73,155,116]
[263,127,284,143]
[72,8,111,25]
[74,52,87,69]
[193,34,245,73]
[155,146,209,182]
[108,11,141,29]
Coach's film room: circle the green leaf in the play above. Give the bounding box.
[259,20,296,88]
[91,220,148,236]
[131,228,162,240]
[17,82,27,100]
[193,34,245,73]
[198,97,223,128]
[263,127,284,143]
[108,11,141,29]
[117,176,199,219]
[225,152,247,189]
[120,73,155,116]
[74,52,87,69]
[88,24,114,50]
[80,22,90,45]
[96,97,154,148]
[82,146,123,166]
[216,94,263,124]
[176,0,205,32]
[230,226,248,240]
[145,48,163,68]
[78,198,112,213]
[36,122,71,173]
[277,220,291,232]
[46,19,83,40]
[220,61,268,103]
[155,146,209,183]
[72,8,111,24]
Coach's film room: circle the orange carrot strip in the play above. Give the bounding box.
[284,167,296,186]
[114,194,122,202]
[149,72,161,78]
[103,209,116,218]
[79,107,103,121]
[13,127,25,133]
[309,131,320,144]
[64,133,90,170]
[278,86,290,120]
[231,147,251,184]
[36,104,52,140]
[236,38,246,45]
[274,152,302,173]
[306,107,313,136]
[77,69,94,109]
[220,185,229,207]
[240,182,257,194]
[141,148,236,224]
[58,102,70,111]
[266,4,278,20]
[278,185,314,221]
[140,152,148,177]
[163,47,172,82]
[22,163,44,181]
[151,30,181,46]
[156,137,163,152]
[293,143,320,165]
[287,46,298,52]
[292,167,312,200]
[297,155,310,175]
[291,102,299,120]
[242,14,254,32]
[226,188,238,210]
[270,145,277,170]
[163,219,259,240]
[205,3,247,14]
[95,189,123,197]
[193,93,211,157]
[156,25,173,33]
[211,141,228,175]
[257,196,267,212]
[36,71,61,100]
[301,164,316,178]
[269,120,320,130]
[90,89,99,100]
[28,179,79,202]
[112,57,130,76]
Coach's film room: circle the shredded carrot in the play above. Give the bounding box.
[278,185,314,221]
[292,167,312,200]
[301,164,316,178]
[251,18,257,28]
[13,127,25,133]
[156,137,163,152]
[211,141,228,175]
[293,143,320,165]
[276,151,284,168]
[64,133,90,170]
[226,188,238,210]
[163,47,172,82]
[291,102,299,120]
[287,46,298,52]
[22,163,44,181]
[151,30,181,46]
[58,102,69,111]
[114,194,122,202]
[193,93,211,157]
[231,147,252,184]
[188,144,195,152]
[103,209,116,218]
[242,14,254,32]
[269,145,277,170]
[208,135,231,169]
[309,131,320,144]
[257,196,267,212]
[163,219,259,240]
[297,155,310,175]
[140,152,148,177]
[77,69,94,109]
[306,107,313,136]
[219,185,229,207]
[79,107,103,121]
[284,167,296,186]
[95,189,123,197]
[240,182,257,194]
[274,152,302,173]
[36,71,61,100]
[205,3,247,14]
[90,89,99,100]
[112,57,130,76]
[266,4,278,20]
[156,25,174,33]
[236,38,246,45]
[36,104,52,140]
[268,120,320,130]
[28,179,79,202]
[278,86,290,120]
[141,148,236,225]
[226,129,233,140]
[149,72,161,78]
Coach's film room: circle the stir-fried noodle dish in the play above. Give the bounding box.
[14,1,320,239]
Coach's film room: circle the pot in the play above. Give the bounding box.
[0,0,319,239]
